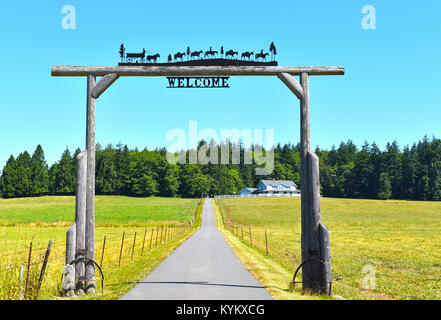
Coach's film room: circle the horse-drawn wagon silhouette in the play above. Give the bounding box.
[118,42,278,66]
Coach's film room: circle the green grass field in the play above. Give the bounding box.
[215,197,441,300]
[0,196,202,300]
[0,196,198,226]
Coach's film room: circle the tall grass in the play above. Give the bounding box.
[0,196,203,300]
[215,197,441,300]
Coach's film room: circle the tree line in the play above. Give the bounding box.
[1,136,441,200]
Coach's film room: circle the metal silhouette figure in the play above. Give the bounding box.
[204,47,218,59]
[225,50,238,59]
[119,43,125,63]
[146,53,160,63]
[117,43,278,65]
[255,49,269,61]
[174,52,186,61]
[190,50,203,60]
[126,48,146,63]
[241,51,254,60]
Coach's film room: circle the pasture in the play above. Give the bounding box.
[0,196,202,300]
[215,197,441,300]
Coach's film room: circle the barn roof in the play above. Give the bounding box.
[259,180,297,187]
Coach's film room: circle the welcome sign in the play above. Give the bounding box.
[166,76,230,88]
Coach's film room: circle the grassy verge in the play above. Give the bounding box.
[212,199,327,300]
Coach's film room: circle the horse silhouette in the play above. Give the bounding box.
[225,50,238,59]
[174,52,186,61]
[147,53,160,63]
[190,50,203,60]
[204,49,218,59]
[255,50,269,61]
[241,51,254,60]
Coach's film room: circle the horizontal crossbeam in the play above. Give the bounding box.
[51,66,345,77]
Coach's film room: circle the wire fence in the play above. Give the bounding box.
[215,199,441,300]
[0,222,195,300]
[215,200,396,298]
[214,193,301,199]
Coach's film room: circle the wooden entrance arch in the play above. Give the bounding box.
[52,65,345,295]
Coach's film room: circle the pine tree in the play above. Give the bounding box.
[0,155,18,198]
[31,145,49,195]
[51,148,76,194]
[378,172,392,200]
[15,151,33,197]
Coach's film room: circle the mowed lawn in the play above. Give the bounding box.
[216,197,441,300]
[0,196,198,226]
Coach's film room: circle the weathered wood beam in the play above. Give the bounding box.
[91,73,119,99]
[278,73,304,100]
[85,75,96,295]
[66,223,76,266]
[51,65,345,77]
[75,150,87,294]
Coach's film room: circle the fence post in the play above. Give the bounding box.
[131,232,137,261]
[149,228,154,251]
[265,229,268,255]
[19,266,24,300]
[118,231,125,267]
[241,227,243,240]
[249,227,253,246]
[155,228,159,247]
[24,242,32,300]
[34,239,53,300]
[160,226,164,245]
[141,228,147,256]
[100,236,106,269]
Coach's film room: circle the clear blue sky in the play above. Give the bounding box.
[0,0,440,167]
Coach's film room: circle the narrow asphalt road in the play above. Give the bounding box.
[120,199,273,300]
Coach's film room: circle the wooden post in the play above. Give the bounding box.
[100,236,106,269]
[241,226,243,240]
[85,74,96,295]
[18,266,24,300]
[35,239,53,300]
[249,227,253,246]
[75,150,87,293]
[118,231,125,267]
[131,232,137,261]
[160,226,164,245]
[155,228,159,247]
[24,242,32,300]
[66,224,76,265]
[141,228,147,256]
[265,229,268,255]
[149,228,154,251]
[298,72,332,295]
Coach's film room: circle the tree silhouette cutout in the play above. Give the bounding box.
[168,54,172,62]
[269,42,277,61]
[187,46,190,61]
[119,43,125,62]
[220,46,224,59]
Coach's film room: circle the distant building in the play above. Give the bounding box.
[239,188,257,196]
[239,180,300,197]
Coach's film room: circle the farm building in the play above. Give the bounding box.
[239,180,300,197]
